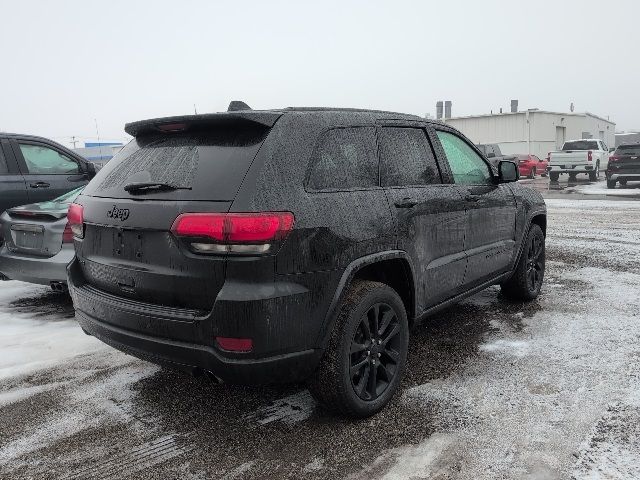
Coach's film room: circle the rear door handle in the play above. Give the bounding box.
[29,182,50,189]
[394,198,419,208]
[465,195,481,202]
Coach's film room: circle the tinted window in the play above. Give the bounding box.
[562,141,598,151]
[0,145,8,174]
[307,127,377,190]
[436,131,493,185]
[379,127,440,186]
[83,127,268,201]
[616,144,640,156]
[19,144,79,174]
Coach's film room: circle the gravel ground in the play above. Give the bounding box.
[1,192,639,479]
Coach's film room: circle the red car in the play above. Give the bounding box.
[516,154,548,179]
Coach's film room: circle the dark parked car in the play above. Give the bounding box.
[0,133,95,218]
[606,143,640,189]
[0,186,83,290]
[477,143,517,166]
[68,106,546,417]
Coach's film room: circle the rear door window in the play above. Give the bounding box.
[307,127,377,190]
[0,144,8,174]
[18,143,80,174]
[378,127,441,186]
[82,126,269,201]
[436,131,493,185]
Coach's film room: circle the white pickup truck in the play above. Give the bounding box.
[547,139,609,182]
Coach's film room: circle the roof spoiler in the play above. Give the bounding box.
[124,111,281,137]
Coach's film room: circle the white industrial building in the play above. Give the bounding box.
[444,109,616,159]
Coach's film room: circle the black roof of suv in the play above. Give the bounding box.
[69,105,546,417]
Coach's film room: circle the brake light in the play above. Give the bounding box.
[157,123,187,132]
[216,337,253,352]
[67,203,84,239]
[171,212,294,255]
[587,150,593,162]
[62,222,74,243]
[609,155,620,162]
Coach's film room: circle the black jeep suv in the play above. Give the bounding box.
[68,106,546,417]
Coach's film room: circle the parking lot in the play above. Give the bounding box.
[0,178,638,480]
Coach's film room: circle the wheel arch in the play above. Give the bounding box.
[317,251,416,348]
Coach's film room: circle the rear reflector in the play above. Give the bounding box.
[216,337,253,352]
[67,203,84,239]
[172,212,294,244]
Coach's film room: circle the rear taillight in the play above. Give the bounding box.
[62,222,74,243]
[587,150,593,162]
[171,212,294,255]
[67,203,84,239]
[609,155,620,162]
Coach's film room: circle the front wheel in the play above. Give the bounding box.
[308,280,409,418]
[501,224,545,301]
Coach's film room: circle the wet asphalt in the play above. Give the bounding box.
[1,177,639,479]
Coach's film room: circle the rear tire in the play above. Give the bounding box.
[549,172,559,182]
[588,163,599,181]
[501,224,545,301]
[607,179,617,189]
[308,280,409,418]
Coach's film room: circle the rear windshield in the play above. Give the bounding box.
[562,141,598,151]
[615,144,640,156]
[82,126,269,201]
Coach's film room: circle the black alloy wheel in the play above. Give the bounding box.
[526,234,544,293]
[349,303,401,401]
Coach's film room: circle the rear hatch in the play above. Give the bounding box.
[74,113,279,312]
[612,144,640,174]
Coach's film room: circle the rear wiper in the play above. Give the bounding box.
[124,182,192,193]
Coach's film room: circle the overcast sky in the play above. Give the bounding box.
[1,0,638,147]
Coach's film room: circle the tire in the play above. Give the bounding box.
[588,163,599,181]
[308,280,409,418]
[620,179,628,187]
[501,224,545,301]
[607,179,617,189]
[569,173,577,181]
[549,172,559,182]
[528,169,536,179]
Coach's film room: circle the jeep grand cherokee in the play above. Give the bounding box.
[68,105,546,417]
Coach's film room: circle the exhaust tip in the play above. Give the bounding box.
[50,282,68,293]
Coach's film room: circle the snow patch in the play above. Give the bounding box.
[244,390,315,426]
[480,339,530,357]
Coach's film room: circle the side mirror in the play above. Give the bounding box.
[486,152,496,158]
[498,160,519,183]
[84,161,97,179]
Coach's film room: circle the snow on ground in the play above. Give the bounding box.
[1,198,639,479]
[571,181,640,197]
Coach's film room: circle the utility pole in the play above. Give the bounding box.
[70,136,79,149]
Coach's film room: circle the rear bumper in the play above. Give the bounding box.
[0,244,74,285]
[547,165,594,173]
[607,172,640,181]
[76,308,321,384]
[68,259,334,384]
